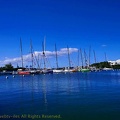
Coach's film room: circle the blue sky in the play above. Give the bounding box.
[0,0,120,68]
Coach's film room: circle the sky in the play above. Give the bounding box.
[0,0,120,68]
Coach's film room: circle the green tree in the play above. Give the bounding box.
[91,61,111,68]
[5,63,13,71]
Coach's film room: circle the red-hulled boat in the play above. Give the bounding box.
[18,71,30,75]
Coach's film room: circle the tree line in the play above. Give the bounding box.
[91,61,120,69]
[0,62,120,72]
[0,63,25,72]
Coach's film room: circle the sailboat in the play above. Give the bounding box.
[29,39,41,74]
[63,46,77,72]
[90,50,100,71]
[78,48,83,71]
[80,49,90,72]
[102,52,113,71]
[41,37,53,74]
[53,44,63,73]
[17,38,30,75]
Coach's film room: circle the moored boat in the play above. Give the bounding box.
[78,68,90,72]
[103,67,113,71]
[18,71,30,75]
[53,69,64,73]
[63,67,78,73]
[41,69,53,74]
[17,69,30,75]
[81,68,90,72]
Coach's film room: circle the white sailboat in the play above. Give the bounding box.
[103,52,113,71]
[29,39,40,74]
[63,46,77,73]
[41,37,53,74]
[53,44,64,73]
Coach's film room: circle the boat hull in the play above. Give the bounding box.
[53,69,63,73]
[41,69,53,74]
[18,71,30,75]
[81,69,90,72]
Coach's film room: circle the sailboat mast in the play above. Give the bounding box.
[55,43,58,69]
[93,50,97,63]
[84,49,88,68]
[42,37,46,69]
[104,52,107,62]
[80,48,83,68]
[89,46,91,67]
[78,49,79,67]
[67,46,71,68]
[30,39,34,69]
[20,38,24,68]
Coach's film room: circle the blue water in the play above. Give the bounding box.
[0,71,120,120]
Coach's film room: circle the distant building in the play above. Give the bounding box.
[109,59,120,65]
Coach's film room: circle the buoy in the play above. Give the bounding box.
[6,76,8,79]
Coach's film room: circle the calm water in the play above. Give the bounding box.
[0,71,120,120]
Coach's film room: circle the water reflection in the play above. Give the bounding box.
[1,71,120,119]
[41,75,48,112]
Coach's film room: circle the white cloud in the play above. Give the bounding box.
[0,48,78,66]
[101,44,107,47]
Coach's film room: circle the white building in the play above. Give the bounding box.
[109,59,120,65]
